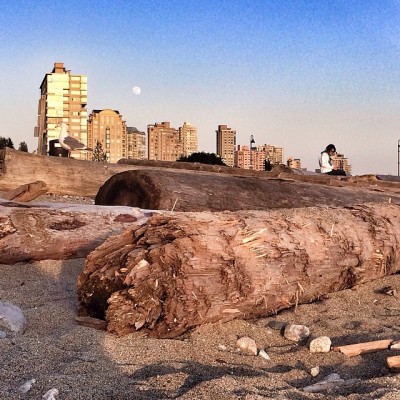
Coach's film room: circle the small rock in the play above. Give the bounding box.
[18,378,36,394]
[0,301,27,334]
[217,344,227,351]
[303,373,343,393]
[267,320,286,331]
[258,349,270,360]
[284,324,310,342]
[390,341,400,350]
[236,336,258,355]
[310,366,320,377]
[0,331,6,339]
[42,388,59,400]
[309,336,331,353]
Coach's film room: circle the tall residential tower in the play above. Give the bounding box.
[216,124,236,167]
[35,62,88,159]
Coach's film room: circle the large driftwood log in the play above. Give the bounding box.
[0,148,145,196]
[77,203,400,338]
[0,199,155,264]
[95,169,400,211]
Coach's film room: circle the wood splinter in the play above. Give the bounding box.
[387,355,400,369]
[332,339,393,357]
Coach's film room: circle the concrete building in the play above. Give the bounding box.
[234,145,267,171]
[127,127,146,159]
[147,122,182,161]
[179,122,198,157]
[332,152,352,175]
[216,125,236,167]
[256,144,284,165]
[87,109,127,163]
[35,62,88,159]
[287,157,301,169]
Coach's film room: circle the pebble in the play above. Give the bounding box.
[309,336,331,353]
[258,349,271,360]
[0,301,27,334]
[310,366,320,377]
[18,378,36,394]
[42,388,59,400]
[217,344,227,351]
[390,341,400,350]
[236,336,258,355]
[283,324,310,342]
[0,331,6,339]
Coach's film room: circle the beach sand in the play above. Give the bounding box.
[1,257,400,399]
[1,194,400,399]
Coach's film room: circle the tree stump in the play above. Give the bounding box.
[77,203,400,338]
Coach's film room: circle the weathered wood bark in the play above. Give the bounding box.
[77,203,400,338]
[0,148,146,196]
[2,181,48,202]
[95,169,400,211]
[0,199,155,264]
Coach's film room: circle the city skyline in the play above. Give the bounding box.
[1,1,399,175]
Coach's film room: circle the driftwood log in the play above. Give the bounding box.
[0,148,144,196]
[0,199,155,264]
[95,169,400,211]
[77,203,400,338]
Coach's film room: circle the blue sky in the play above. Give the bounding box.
[0,0,399,174]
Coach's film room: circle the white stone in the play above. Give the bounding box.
[258,349,270,360]
[283,324,310,342]
[390,341,400,350]
[310,366,320,377]
[236,336,258,355]
[309,336,332,353]
[18,379,36,394]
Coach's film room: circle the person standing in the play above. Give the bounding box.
[319,144,346,176]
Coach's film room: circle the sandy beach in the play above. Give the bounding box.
[1,254,400,399]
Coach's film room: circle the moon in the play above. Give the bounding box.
[132,86,141,95]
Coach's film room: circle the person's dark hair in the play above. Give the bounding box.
[325,144,336,153]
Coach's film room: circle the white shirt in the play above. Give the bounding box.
[318,151,333,173]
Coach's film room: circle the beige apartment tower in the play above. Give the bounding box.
[35,62,88,159]
[87,109,128,163]
[147,122,182,161]
[127,127,146,159]
[179,122,198,157]
[216,125,236,167]
[235,145,266,171]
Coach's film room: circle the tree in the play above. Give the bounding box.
[92,140,108,162]
[177,152,227,166]
[18,141,28,152]
[0,137,14,149]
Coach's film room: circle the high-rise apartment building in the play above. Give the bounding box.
[216,125,236,167]
[147,122,183,161]
[234,145,267,171]
[87,109,127,163]
[127,127,146,159]
[179,122,198,157]
[35,62,88,159]
[256,144,284,165]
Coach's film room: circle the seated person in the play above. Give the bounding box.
[319,144,346,176]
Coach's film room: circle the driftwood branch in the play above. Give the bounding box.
[77,203,400,338]
[332,339,393,356]
[0,199,156,264]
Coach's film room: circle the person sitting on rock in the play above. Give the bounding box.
[319,144,346,176]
